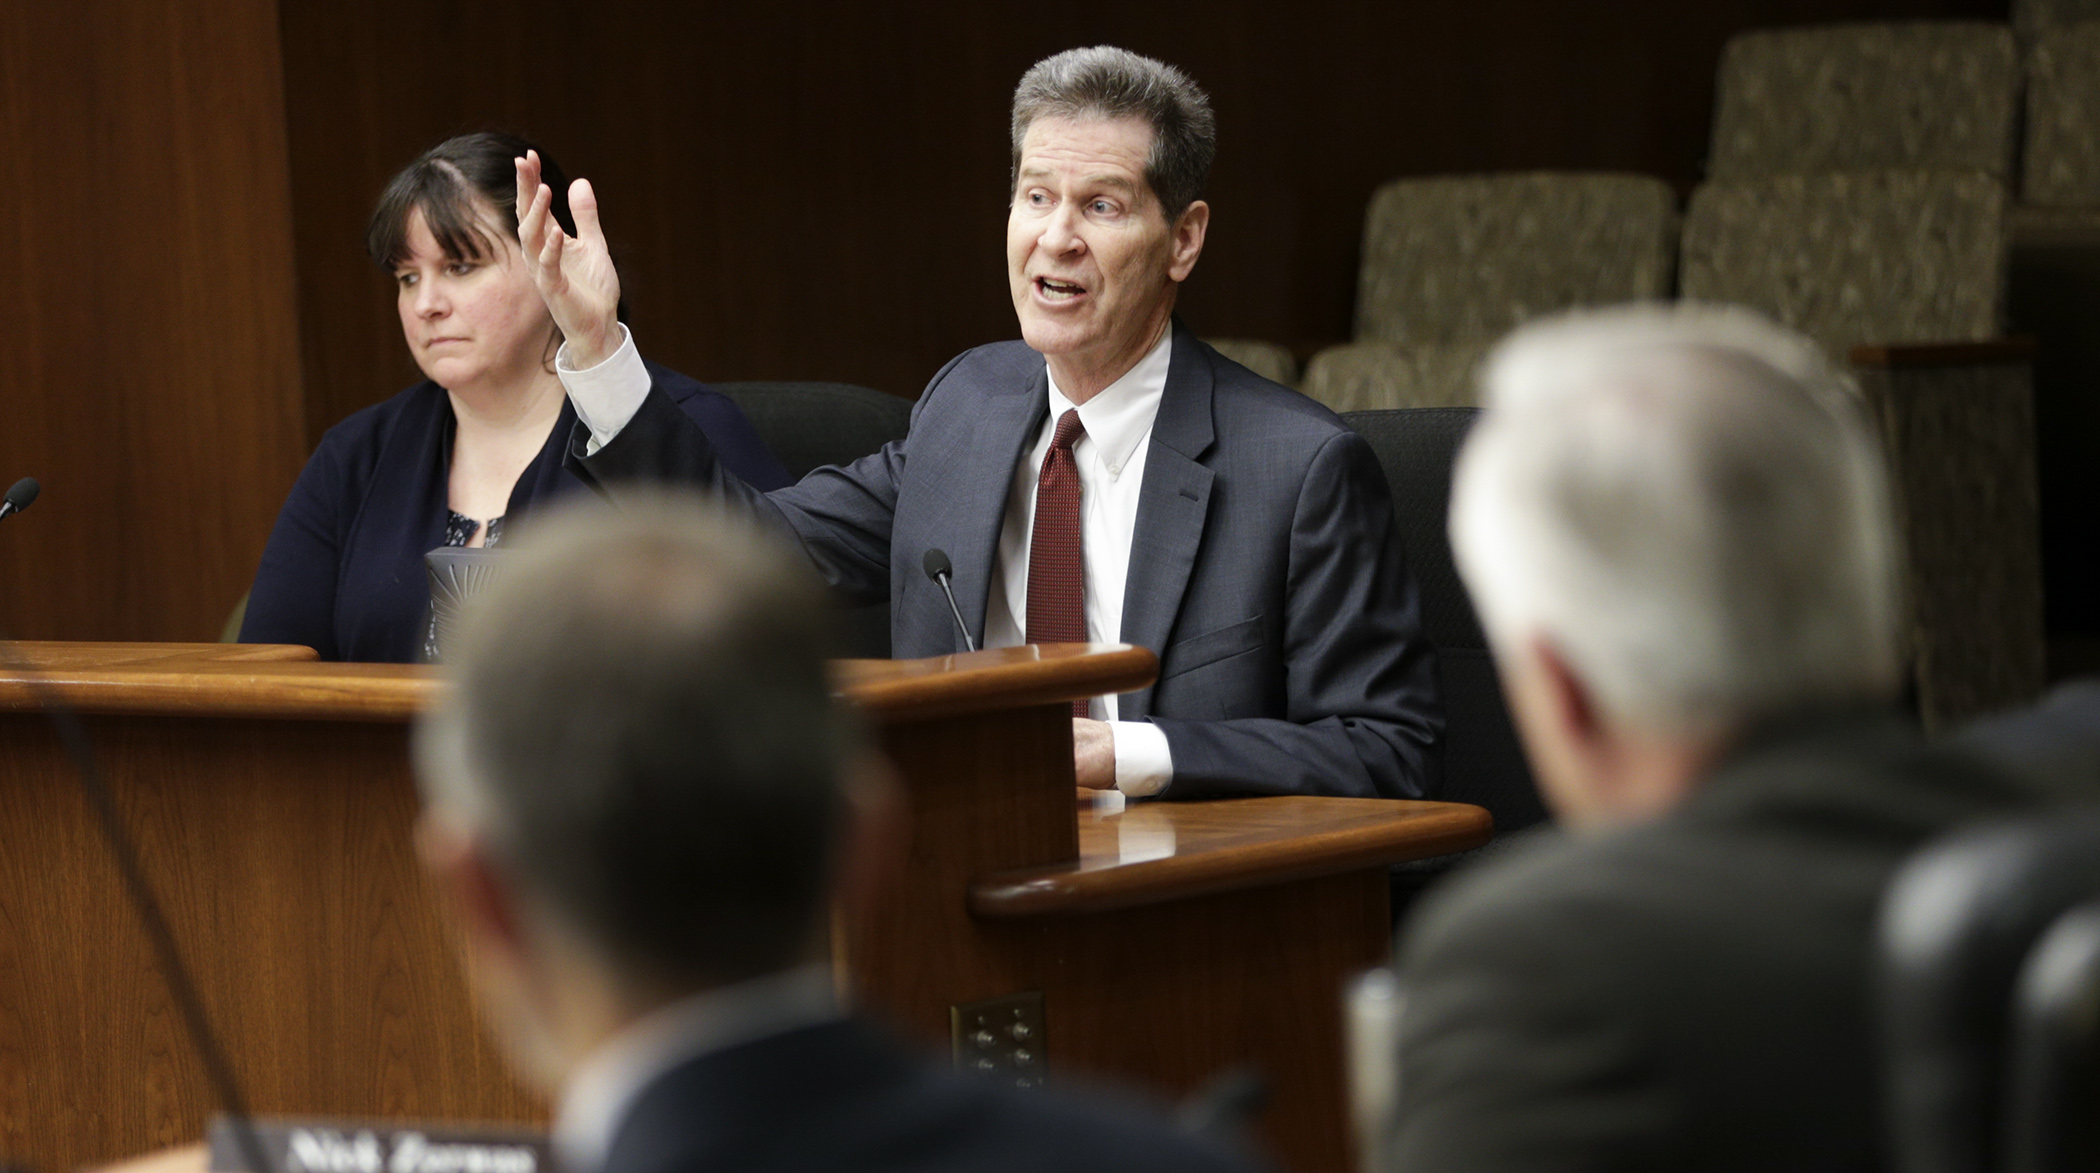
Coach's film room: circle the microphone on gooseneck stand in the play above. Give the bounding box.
[0,476,274,1173]
[922,548,977,653]
[0,477,40,522]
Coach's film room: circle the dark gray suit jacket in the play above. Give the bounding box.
[1387,711,2039,1171]
[571,323,1442,800]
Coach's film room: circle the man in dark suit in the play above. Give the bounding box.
[510,46,1441,801]
[1381,307,2043,1170]
[413,494,1261,1173]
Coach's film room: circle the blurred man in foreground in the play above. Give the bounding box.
[414,494,1258,1173]
[1384,306,2040,1170]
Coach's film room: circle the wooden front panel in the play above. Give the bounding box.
[0,714,537,1173]
[1021,873,1390,1173]
[845,702,1390,1173]
[843,705,1080,1020]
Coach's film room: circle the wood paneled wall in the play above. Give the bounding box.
[279,0,2005,444]
[0,0,306,641]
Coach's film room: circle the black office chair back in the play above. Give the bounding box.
[1878,810,2100,1173]
[2003,900,2100,1173]
[1342,408,1546,834]
[712,381,913,480]
[714,381,912,658]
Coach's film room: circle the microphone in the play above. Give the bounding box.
[922,549,977,653]
[0,477,39,522]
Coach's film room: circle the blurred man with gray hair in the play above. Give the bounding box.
[1383,306,2037,1170]
[415,494,1259,1173]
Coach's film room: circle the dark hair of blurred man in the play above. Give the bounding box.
[414,493,1260,1173]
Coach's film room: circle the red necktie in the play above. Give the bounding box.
[1027,409,1089,717]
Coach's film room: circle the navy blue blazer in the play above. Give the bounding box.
[241,363,789,663]
[571,323,1444,800]
[605,1017,1262,1173]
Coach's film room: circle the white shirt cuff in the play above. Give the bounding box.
[1110,720,1173,797]
[556,324,650,456]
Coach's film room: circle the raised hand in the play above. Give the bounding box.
[514,150,623,369]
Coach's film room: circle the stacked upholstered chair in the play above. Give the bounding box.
[2015,0,2100,47]
[1707,22,2020,182]
[1682,171,2041,729]
[1300,172,1678,412]
[2022,18,2100,216]
[1680,172,2006,352]
[1688,21,2044,729]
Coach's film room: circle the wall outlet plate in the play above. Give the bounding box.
[950,990,1046,1090]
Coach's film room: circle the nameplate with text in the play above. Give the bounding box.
[207,1117,551,1173]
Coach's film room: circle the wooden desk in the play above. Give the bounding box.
[0,643,1489,1173]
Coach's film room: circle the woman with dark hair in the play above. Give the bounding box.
[240,133,789,661]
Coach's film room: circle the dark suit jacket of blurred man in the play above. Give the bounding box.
[595,1016,1259,1173]
[1958,679,2100,800]
[569,320,1443,802]
[1388,710,2041,1172]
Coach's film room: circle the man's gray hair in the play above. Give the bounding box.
[1450,304,1903,735]
[414,492,854,987]
[1011,46,1216,219]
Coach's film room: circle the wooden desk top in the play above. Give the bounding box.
[970,796,1494,917]
[0,641,318,667]
[0,641,1155,725]
[833,644,1156,724]
[0,643,439,720]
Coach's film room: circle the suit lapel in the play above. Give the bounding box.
[1118,322,1216,720]
[947,365,1050,649]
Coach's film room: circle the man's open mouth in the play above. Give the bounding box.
[1036,277,1087,301]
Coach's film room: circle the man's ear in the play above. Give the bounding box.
[416,812,530,966]
[1532,639,1604,750]
[1167,200,1209,283]
[1506,634,1623,826]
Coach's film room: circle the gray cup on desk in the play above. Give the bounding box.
[424,547,506,663]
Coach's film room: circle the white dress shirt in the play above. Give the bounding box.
[554,963,838,1173]
[978,329,1174,796]
[557,328,1175,797]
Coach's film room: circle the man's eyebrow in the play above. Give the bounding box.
[1015,166,1141,195]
